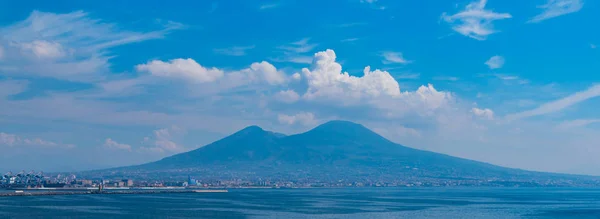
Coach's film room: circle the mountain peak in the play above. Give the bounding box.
[311,120,369,133]
[240,125,264,132]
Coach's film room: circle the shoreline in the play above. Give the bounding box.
[0,189,228,197]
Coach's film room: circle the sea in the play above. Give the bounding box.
[1,187,599,218]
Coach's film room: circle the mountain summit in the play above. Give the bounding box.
[96,120,593,184]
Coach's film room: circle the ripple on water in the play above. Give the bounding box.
[32,205,125,215]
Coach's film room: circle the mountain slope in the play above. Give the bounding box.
[96,121,596,184]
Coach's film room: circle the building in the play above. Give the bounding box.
[188,176,197,186]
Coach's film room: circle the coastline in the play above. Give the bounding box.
[0,189,228,197]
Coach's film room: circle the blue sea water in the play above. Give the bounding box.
[1,187,599,218]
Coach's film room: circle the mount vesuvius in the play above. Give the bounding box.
[87,121,598,186]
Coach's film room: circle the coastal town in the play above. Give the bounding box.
[2,170,598,190]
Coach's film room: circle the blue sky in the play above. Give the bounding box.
[1,0,599,174]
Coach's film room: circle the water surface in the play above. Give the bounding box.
[1,187,599,218]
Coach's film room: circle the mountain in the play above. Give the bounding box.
[90,121,598,185]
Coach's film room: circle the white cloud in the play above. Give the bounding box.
[19,40,67,59]
[472,107,495,120]
[274,89,300,103]
[0,79,29,98]
[136,58,225,83]
[360,0,385,10]
[506,84,600,120]
[277,38,317,53]
[259,3,279,10]
[0,132,74,148]
[0,10,182,81]
[557,119,600,129]
[300,50,454,115]
[140,126,186,153]
[382,52,411,64]
[303,50,401,101]
[103,138,132,151]
[433,76,460,81]
[441,0,512,40]
[341,38,360,43]
[228,61,287,85]
[292,72,302,80]
[213,45,255,56]
[278,112,317,126]
[395,73,420,80]
[0,133,19,146]
[485,55,505,69]
[528,0,583,23]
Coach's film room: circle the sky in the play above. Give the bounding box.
[0,0,599,175]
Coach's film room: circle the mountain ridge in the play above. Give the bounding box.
[88,120,599,185]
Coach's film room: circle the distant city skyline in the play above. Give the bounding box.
[1,0,600,175]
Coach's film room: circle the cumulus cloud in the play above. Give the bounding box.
[103,138,132,151]
[299,49,454,118]
[136,58,288,87]
[0,132,74,148]
[303,49,400,101]
[528,0,583,23]
[382,52,411,64]
[139,126,186,153]
[506,84,600,120]
[136,58,225,83]
[274,89,300,103]
[485,55,505,69]
[0,10,182,81]
[292,72,302,80]
[278,112,317,126]
[231,61,287,85]
[441,0,512,40]
[472,107,495,120]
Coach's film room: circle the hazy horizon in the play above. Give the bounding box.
[1,0,600,175]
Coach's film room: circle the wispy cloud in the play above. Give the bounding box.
[277,38,317,53]
[259,3,279,10]
[433,76,460,81]
[0,10,183,82]
[360,0,386,10]
[338,22,368,28]
[485,55,505,69]
[103,138,132,151]
[0,132,74,149]
[506,84,600,120]
[441,0,512,40]
[273,38,317,64]
[494,74,519,80]
[341,38,360,43]
[591,44,597,49]
[557,119,600,129]
[528,0,583,23]
[394,73,420,80]
[213,45,255,56]
[382,52,411,64]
